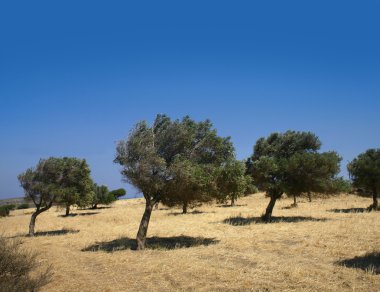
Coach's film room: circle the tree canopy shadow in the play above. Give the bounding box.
[328,208,368,213]
[217,204,247,208]
[82,236,219,252]
[223,216,328,226]
[336,252,380,274]
[58,212,100,217]
[32,229,80,236]
[168,210,209,216]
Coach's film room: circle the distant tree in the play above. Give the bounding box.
[56,158,94,216]
[285,151,341,206]
[18,157,94,235]
[18,158,63,236]
[162,158,215,213]
[109,188,127,199]
[114,114,234,250]
[216,159,249,206]
[249,131,341,221]
[348,149,380,210]
[91,184,114,209]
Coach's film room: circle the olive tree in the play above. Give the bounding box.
[18,157,94,235]
[91,184,115,209]
[348,149,380,210]
[56,158,94,216]
[18,158,63,236]
[109,188,127,199]
[114,114,233,250]
[216,159,250,206]
[249,131,341,222]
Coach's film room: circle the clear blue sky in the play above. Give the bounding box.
[1,1,379,199]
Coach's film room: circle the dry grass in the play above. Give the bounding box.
[0,193,379,291]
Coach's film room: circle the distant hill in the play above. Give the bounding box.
[0,197,28,206]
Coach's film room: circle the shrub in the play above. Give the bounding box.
[0,205,16,217]
[0,236,52,291]
[17,203,30,210]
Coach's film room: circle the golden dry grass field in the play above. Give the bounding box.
[1,193,379,291]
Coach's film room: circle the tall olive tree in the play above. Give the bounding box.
[348,149,380,210]
[114,114,234,250]
[249,131,341,222]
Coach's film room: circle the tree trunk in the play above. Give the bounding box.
[308,192,312,202]
[136,199,154,250]
[370,192,378,210]
[182,201,188,214]
[293,195,297,206]
[231,197,235,207]
[65,205,70,216]
[263,195,278,222]
[92,203,98,209]
[29,211,39,236]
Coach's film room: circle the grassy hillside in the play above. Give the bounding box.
[0,193,379,291]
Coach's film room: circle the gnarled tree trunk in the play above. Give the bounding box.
[231,197,235,207]
[29,204,51,236]
[136,198,154,250]
[29,211,40,236]
[263,193,281,222]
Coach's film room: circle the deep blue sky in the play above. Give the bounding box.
[1,1,379,199]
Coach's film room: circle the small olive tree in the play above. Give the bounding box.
[216,159,250,206]
[249,131,341,221]
[18,157,94,235]
[109,188,127,199]
[56,158,94,216]
[348,149,380,210]
[114,114,234,249]
[18,158,63,236]
[91,184,115,209]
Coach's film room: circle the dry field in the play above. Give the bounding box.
[1,193,379,291]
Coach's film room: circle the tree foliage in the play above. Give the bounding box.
[114,114,234,249]
[18,157,94,235]
[348,149,380,210]
[216,159,250,206]
[249,131,341,221]
[91,184,114,209]
[109,188,126,199]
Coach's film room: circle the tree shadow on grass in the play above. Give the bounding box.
[217,204,248,208]
[168,210,209,216]
[223,216,328,226]
[328,208,371,213]
[58,212,100,217]
[336,252,380,274]
[82,236,219,252]
[33,229,80,236]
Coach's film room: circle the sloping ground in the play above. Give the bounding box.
[0,193,379,291]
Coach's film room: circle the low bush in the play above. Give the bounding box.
[0,236,52,291]
[17,203,30,209]
[0,205,16,217]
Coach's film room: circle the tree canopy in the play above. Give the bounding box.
[348,149,380,210]
[18,157,94,235]
[248,131,341,221]
[114,114,234,249]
